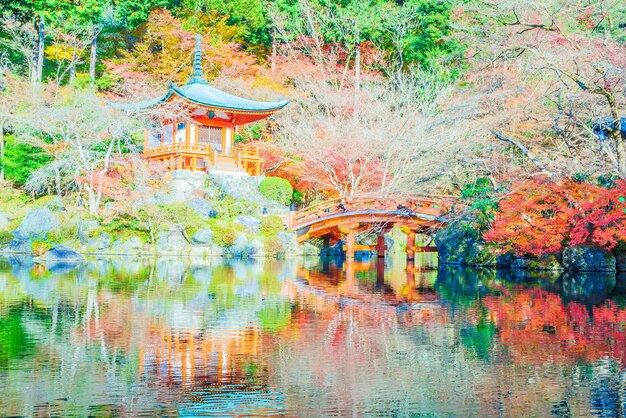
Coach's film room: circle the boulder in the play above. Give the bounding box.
[277,231,300,255]
[562,245,616,272]
[35,245,84,262]
[77,220,99,245]
[156,226,189,253]
[248,239,265,257]
[434,220,480,265]
[510,254,563,271]
[234,215,261,234]
[496,252,515,268]
[86,232,111,252]
[12,208,59,241]
[615,250,626,272]
[187,197,217,218]
[5,239,32,254]
[191,229,213,246]
[231,232,250,257]
[170,170,207,201]
[466,243,497,267]
[110,237,145,255]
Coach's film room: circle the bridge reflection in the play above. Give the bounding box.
[297,254,440,304]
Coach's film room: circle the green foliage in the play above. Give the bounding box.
[292,189,304,206]
[264,236,285,258]
[260,215,284,235]
[31,238,52,256]
[0,187,30,216]
[159,203,207,236]
[210,222,237,247]
[211,197,259,220]
[2,135,51,186]
[259,177,293,205]
[0,231,13,245]
[97,213,151,243]
[234,123,264,143]
[460,177,499,226]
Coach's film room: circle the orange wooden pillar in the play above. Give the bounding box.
[376,233,386,258]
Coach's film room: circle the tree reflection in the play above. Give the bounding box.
[0,256,623,416]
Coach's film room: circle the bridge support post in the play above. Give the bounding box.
[406,230,416,262]
[376,233,386,258]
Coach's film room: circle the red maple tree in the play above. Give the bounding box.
[484,178,626,256]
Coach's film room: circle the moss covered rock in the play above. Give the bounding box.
[510,254,563,271]
[562,245,616,272]
[12,208,59,240]
[466,243,497,267]
[435,220,480,265]
[615,250,626,272]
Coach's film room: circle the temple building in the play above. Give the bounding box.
[139,35,290,176]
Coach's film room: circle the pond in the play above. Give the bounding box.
[0,254,624,416]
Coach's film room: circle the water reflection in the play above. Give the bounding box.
[0,255,624,416]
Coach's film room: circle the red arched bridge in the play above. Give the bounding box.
[287,196,453,259]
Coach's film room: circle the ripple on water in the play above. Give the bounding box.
[0,255,623,416]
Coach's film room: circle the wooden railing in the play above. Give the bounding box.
[289,196,453,229]
[233,144,262,176]
[144,142,263,175]
[145,142,215,162]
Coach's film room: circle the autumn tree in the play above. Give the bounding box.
[13,85,142,214]
[469,0,626,178]
[484,178,626,256]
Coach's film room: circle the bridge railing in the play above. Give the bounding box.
[289,196,454,229]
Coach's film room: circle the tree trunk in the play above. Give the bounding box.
[36,16,45,83]
[69,62,76,84]
[606,93,625,177]
[354,42,361,95]
[54,166,61,197]
[271,29,277,76]
[0,120,4,182]
[89,33,97,86]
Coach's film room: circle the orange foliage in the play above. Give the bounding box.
[484,178,626,256]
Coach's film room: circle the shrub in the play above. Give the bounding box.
[31,238,52,256]
[260,216,284,235]
[211,223,237,247]
[211,197,259,220]
[0,231,13,245]
[264,236,285,258]
[259,177,293,205]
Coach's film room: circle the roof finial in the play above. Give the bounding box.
[191,34,205,84]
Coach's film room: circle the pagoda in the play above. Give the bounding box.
[140,35,290,176]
